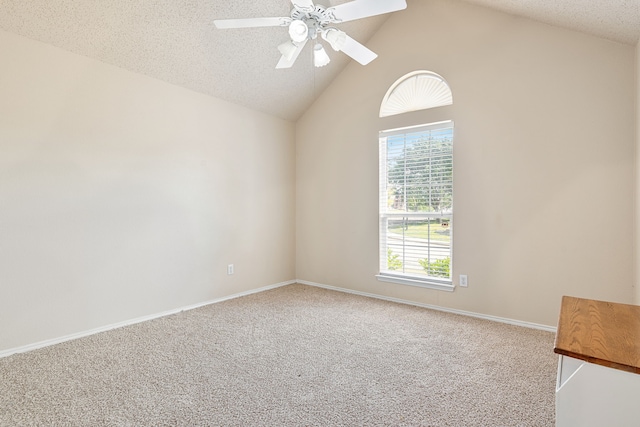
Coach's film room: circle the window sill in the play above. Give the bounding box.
[376,273,455,292]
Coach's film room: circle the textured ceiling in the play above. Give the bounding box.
[0,0,638,121]
[463,0,640,45]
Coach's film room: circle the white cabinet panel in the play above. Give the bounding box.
[556,355,640,427]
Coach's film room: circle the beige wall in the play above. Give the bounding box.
[637,40,640,305]
[0,30,296,352]
[296,0,636,327]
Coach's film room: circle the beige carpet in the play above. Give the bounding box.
[0,284,557,426]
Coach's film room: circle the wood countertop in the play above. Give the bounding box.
[554,296,640,374]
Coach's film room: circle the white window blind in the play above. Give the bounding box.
[378,121,454,290]
[379,71,453,118]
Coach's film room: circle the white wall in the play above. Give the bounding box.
[0,29,296,352]
[296,0,636,327]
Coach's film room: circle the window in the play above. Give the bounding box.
[377,121,454,291]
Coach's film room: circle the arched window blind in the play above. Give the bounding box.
[379,71,453,118]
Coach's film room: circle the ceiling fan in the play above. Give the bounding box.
[214,0,407,69]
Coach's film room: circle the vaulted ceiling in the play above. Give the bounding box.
[0,0,638,122]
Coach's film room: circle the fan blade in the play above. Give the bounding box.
[276,39,308,69]
[291,0,314,9]
[214,17,290,29]
[340,35,377,65]
[328,0,407,23]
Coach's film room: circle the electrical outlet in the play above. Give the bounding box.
[227,264,234,275]
[459,274,468,287]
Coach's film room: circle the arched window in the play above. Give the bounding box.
[377,71,455,291]
[379,71,452,118]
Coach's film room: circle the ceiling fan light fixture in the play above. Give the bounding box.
[214,0,407,69]
[278,41,299,61]
[322,29,347,51]
[313,44,331,67]
[288,20,309,43]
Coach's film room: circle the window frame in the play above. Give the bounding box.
[377,120,455,292]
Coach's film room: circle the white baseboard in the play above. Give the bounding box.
[296,279,557,333]
[1,278,555,359]
[0,280,296,359]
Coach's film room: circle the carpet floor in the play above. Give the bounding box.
[0,284,557,426]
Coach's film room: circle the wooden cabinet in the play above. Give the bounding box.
[554,296,640,427]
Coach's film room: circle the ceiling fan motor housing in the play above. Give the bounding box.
[291,4,337,40]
